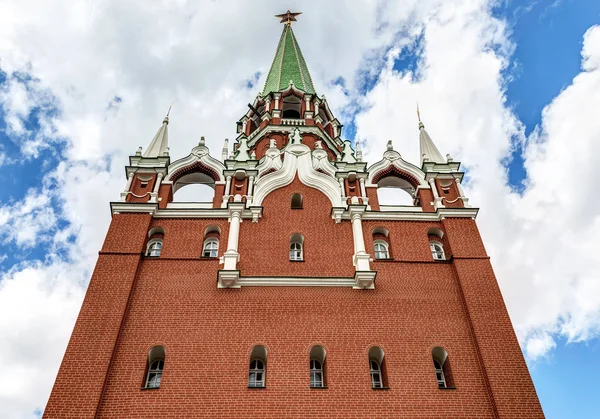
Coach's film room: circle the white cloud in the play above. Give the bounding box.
[0,0,599,416]
[355,3,600,363]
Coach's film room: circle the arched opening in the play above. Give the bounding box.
[145,226,165,257]
[145,346,165,389]
[172,172,216,203]
[310,345,326,388]
[432,347,453,388]
[282,95,302,119]
[368,346,387,389]
[376,176,415,207]
[372,227,391,260]
[291,193,303,209]
[290,233,304,261]
[249,345,267,388]
[202,226,221,258]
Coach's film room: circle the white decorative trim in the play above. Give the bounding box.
[229,276,359,287]
[367,147,427,188]
[252,133,344,208]
[110,202,263,220]
[354,271,377,289]
[164,143,225,183]
[218,270,240,288]
[110,203,476,221]
[312,143,336,177]
[245,125,341,157]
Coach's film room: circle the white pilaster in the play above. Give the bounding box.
[218,199,245,288]
[349,205,376,289]
[150,173,164,203]
[429,178,445,210]
[455,178,470,207]
[121,173,135,201]
[247,175,255,200]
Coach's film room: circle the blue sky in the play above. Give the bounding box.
[1,0,600,417]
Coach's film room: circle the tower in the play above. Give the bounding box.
[44,12,544,418]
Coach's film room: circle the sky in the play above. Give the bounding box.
[0,0,599,417]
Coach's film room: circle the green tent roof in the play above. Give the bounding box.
[263,25,316,96]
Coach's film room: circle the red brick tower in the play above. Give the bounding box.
[45,12,544,418]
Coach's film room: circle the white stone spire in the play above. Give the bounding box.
[418,109,445,165]
[143,109,170,158]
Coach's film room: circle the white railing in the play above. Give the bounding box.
[281,118,306,126]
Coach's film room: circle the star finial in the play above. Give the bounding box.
[416,102,421,122]
[275,10,302,26]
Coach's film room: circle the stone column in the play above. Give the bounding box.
[338,177,346,199]
[349,205,376,289]
[247,175,255,201]
[359,178,367,198]
[455,177,470,207]
[150,173,163,203]
[429,178,445,209]
[219,199,246,288]
[121,172,134,201]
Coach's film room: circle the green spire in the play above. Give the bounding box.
[263,25,316,96]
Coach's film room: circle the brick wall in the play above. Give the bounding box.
[45,182,543,418]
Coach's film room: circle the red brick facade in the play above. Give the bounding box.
[44,21,543,418]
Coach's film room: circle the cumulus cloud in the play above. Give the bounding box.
[355,2,600,362]
[0,0,598,416]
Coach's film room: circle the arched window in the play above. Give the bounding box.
[282,95,302,119]
[430,241,445,260]
[290,234,304,261]
[310,345,326,388]
[370,359,382,388]
[374,241,389,259]
[291,193,303,209]
[202,239,219,258]
[145,346,165,389]
[432,347,452,388]
[368,346,386,389]
[248,345,267,388]
[146,239,163,257]
[433,360,446,388]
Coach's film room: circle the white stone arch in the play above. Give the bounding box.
[251,133,343,208]
[164,143,226,190]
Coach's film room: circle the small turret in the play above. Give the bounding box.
[143,108,171,158]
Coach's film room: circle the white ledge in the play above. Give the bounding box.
[110,202,263,220]
[234,276,359,287]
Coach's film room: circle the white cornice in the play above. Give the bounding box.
[332,207,479,222]
[110,202,263,220]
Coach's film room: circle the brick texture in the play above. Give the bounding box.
[44,183,543,418]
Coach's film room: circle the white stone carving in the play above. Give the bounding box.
[251,130,344,208]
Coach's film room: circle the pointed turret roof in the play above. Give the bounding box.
[419,120,445,166]
[263,24,316,96]
[143,113,169,158]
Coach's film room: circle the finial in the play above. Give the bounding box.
[386,140,393,151]
[199,136,205,146]
[163,104,171,124]
[136,146,142,156]
[417,102,424,129]
[275,10,302,26]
